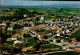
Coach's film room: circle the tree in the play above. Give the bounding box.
[32,11,37,14]
[23,34,31,38]
[34,41,41,50]
[13,24,22,29]
[44,35,48,39]
[56,40,61,43]
[35,17,40,25]
[0,31,6,42]
[5,22,10,31]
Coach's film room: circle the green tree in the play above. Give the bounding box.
[13,24,22,29]
[35,17,40,25]
[23,34,32,38]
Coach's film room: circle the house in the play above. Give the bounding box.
[53,38,62,43]
[72,40,77,42]
[57,27,59,29]
[61,39,65,42]
[0,23,6,27]
[62,31,65,34]
[38,37,43,41]
[23,14,27,17]
[11,38,17,40]
[60,27,64,31]
[51,27,56,30]
[53,39,56,43]
[7,27,13,30]
[57,33,61,36]
[30,26,37,30]
[23,27,30,31]
[75,23,78,26]
[14,40,22,46]
[50,24,53,26]
[21,46,35,52]
[31,23,35,27]
[63,46,67,50]
[68,42,73,46]
[40,16,44,20]
[56,29,60,33]
[40,34,45,37]
[66,29,70,33]
[11,34,21,40]
[38,34,44,41]
[11,35,17,40]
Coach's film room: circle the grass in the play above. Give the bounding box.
[41,44,61,49]
[73,30,80,37]
[7,40,15,45]
[24,37,37,47]
[50,51,80,55]
[72,30,80,41]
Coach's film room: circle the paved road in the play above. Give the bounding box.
[39,51,68,55]
[46,35,57,41]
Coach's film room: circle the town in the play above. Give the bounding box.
[0,7,80,55]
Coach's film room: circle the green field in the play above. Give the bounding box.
[72,30,80,41]
[50,51,80,55]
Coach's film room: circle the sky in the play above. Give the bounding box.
[1,0,80,6]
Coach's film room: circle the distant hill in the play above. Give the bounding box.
[1,4,80,9]
[49,4,80,8]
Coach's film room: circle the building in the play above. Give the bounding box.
[14,40,22,46]
[57,33,61,36]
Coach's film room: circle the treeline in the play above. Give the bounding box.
[1,8,44,21]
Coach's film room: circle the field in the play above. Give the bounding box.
[1,6,80,21]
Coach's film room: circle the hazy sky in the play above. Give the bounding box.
[1,0,80,6]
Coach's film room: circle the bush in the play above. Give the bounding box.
[49,40,53,42]
[41,44,60,49]
[72,30,80,41]
[52,51,80,55]
[4,46,20,53]
[7,40,15,45]
[13,24,22,29]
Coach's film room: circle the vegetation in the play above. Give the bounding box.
[4,46,21,53]
[23,33,32,38]
[50,51,80,55]
[13,24,22,29]
[41,44,61,49]
[1,7,80,21]
[1,8,44,21]
[1,6,80,54]
[72,30,80,41]
[7,40,15,45]
[24,37,37,47]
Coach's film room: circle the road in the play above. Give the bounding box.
[45,34,57,41]
[40,51,68,55]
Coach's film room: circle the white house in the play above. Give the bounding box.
[75,23,78,26]
[53,39,56,43]
[50,24,53,26]
[62,31,65,34]
[40,16,44,20]
[7,27,13,30]
[11,38,17,40]
[23,27,29,31]
[0,23,6,27]
[57,27,59,29]
[61,39,65,42]
[57,33,60,36]
[56,30,60,33]
[66,29,70,33]
[14,40,22,45]
[23,14,27,17]
[63,46,67,50]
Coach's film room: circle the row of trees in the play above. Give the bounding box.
[1,8,44,21]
